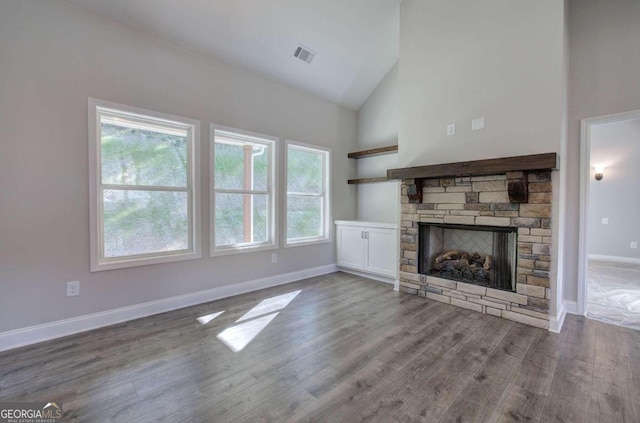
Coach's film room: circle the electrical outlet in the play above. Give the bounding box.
[271,253,277,263]
[631,242,638,249]
[66,281,79,297]
[447,123,456,136]
[471,117,485,131]
[602,218,609,225]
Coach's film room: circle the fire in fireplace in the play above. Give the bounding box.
[418,223,517,292]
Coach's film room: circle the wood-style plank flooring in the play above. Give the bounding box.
[1,272,639,422]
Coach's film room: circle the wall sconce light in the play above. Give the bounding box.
[595,165,604,181]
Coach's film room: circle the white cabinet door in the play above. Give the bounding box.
[336,225,366,271]
[365,228,397,278]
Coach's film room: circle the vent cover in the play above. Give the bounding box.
[293,44,316,64]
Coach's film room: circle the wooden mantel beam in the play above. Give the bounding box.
[387,153,559,180]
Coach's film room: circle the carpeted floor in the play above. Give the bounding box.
[587,259,640,330]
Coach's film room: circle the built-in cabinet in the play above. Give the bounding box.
[335,220,398,280]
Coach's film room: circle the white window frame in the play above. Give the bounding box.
[210,125,278,256]
[88,98,201,272]
[284,140,332,247]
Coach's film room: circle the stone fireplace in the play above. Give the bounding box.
[388,154,558,330]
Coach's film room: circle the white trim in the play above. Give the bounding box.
[564,300,578,315]
[578,118,590,316]
[588,254,640,265]
[284,238,332,248]
[210,124,278,256]
[578,109,640,315]
[88,98,202,272]
[0,264,338,353]
[548,301,566,333]
[337,268,397,285]
[212,244,278,257]
[89,250,202,272]
[284,140,332,247]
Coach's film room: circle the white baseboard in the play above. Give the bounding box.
[564,300,578,315]
[337,268,397,286]
[550,298,584,332]
[548,301,567,333]
[588,254,640,265]
[0,264,338,353]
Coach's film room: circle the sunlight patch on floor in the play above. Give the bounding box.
[197,311,225,325]
[197,290,303,352]
[217,312,279,352]
[236,290,301,322]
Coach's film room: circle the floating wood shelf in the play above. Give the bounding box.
[348,177,389,184]
[387,153,559,180]
[348,145,398,159]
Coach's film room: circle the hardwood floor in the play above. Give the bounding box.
[1,272,639,422]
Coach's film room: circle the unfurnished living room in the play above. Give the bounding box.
[1,0,639,422]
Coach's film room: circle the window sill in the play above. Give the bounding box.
[284,238,332,248]
[211,243,278,257]
[91,250,201,272]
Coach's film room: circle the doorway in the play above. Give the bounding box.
[579,111,640,330]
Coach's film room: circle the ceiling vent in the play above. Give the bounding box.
[293,44,316,64]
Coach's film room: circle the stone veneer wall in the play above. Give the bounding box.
[398,171,553,330]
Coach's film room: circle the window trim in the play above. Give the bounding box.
[88,98,201,272]
[284,140,332,248]
[210,124,278,256]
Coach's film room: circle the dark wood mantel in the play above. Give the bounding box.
[387,153,559,180]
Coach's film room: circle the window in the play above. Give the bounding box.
[89,99,200,271]
[286,142,331,246]
[211,126,276,255]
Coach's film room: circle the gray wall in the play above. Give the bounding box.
[356,62,400,223]
[588,119,640,260]
[398,0,565,168]
[0,0,357,332]
[565,0,640,300]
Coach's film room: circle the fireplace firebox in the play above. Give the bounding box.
[418,223,517,292]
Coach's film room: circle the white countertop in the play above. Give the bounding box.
[334,220,398,229]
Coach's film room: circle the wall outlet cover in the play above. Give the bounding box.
[447,123,456,136]
[66,281,80,297]
[631,242,638,249]
[471,117,485,131]
[602,218,609,225]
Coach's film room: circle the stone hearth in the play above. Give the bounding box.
[398,171,553,330]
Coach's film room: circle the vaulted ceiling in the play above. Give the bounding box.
[67,0,400,110]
